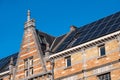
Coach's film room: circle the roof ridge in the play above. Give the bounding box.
[36,29,55,38]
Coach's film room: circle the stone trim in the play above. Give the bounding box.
[25,34,32,38]
[0,71,9,76]
[33,58,40,62]
[18,64,24,68]
[26,71,52,80]
[16,73,24,77]
[55,59,120,80]
[32,28,47,72]
[20,49,37,57]
[22,42,34,48]
[53,47,119,71]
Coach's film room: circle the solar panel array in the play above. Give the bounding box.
[0,53,18,72]
[56,11,120,52]
[56,31,76,52]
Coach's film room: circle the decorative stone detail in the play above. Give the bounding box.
[93,64,113,74]
[24,10,35,30]
[24,19,35,29]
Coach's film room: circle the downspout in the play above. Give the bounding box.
[50,59,54,80]
[82,48,87,80]
[9,57,14,80]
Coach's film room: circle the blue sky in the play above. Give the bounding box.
[0,0,120,58]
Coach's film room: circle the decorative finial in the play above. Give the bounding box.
[27,10,31,21]
[10,57,13,65]
[24,10,35,29]
[46,42,50,51]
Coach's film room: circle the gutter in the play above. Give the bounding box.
[0,71,9,76]
[49,30,120,59]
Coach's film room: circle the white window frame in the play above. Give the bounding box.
[98,44,106,56]
[97,72,111,80]
[65,56,71,67]
[24,56,33,77]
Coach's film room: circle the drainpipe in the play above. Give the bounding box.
[45,42,55,80]
[9,57,14,80]
[82,48,87,80]
[117,35,120,52]
[51,59,54,80]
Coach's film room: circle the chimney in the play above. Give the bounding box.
[70,25,77,32]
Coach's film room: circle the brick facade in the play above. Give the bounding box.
[0,10,120,80]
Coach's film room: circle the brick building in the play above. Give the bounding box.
[0,10,120,80]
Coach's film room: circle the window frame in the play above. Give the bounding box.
[65,56,71,67]
[98,44,106,57]
[24,56,33,77]
[29,57,33,67]
[25,69,28,77]
[97,72,111,80]
[29,68,34,76]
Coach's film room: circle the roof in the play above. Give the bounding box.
[36,29,55,46]
[55,11,120,52]
[36,29,55,53]
[0,53,18,73]
[51,34,66,52]
[0,11,120,72]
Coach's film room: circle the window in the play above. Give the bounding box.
[98,73,111,80]
[29,68,33,75]
[24,56,33,77]
[99,44,106,56]
[65,56,71,67]
[25,70,28,77]
[24,59,28,69]
[29,57,33,67]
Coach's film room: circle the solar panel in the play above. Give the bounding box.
[56,42,70,52]
[0,53,18,72]
[112,12,120,19]
[56,11,120,52]
[115,18,120,24]
[56,30,80,52]
[64,31,76,42]
[103,15,113,23]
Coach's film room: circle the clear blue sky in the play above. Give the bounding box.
[0,0,120,58]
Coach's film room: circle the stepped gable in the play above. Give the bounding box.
[55,11,120,52]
